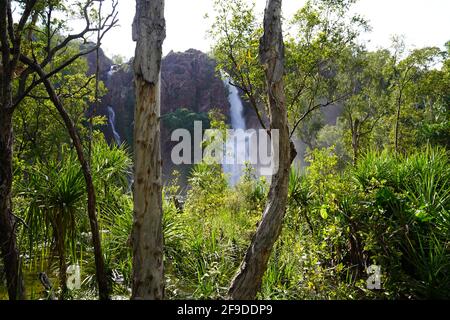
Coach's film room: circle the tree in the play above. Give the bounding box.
[340,49,391,164]
[0,0,37,300]
[210,0,366,298]
[228,0,295,299]
[131,0,166,300]
[286,0,368,142]
[15,52,99,298]
[210,0,367,161]
[401,44,449,149]
[210,0,267,129]
[389,38,442,152]
[22,55,111,299]
[1,0,117,300]
[19,0,118,300]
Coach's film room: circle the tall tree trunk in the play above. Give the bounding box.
[394,89,403,153]
[19,56,110,300]
[228,0,294,300]
[90,0,103,162]
[1,3,23,298]
[131,0,166,300]
[0,0,37,300]
[44,79,109,301]
[352,139,359,166]
[0,110,25,300]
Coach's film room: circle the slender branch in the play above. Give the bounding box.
[13,0,118,109]
[289,91,351,139]
[11,213,29,230]
[227,79,267,130]
[14,45,100,108]
[60,75,96,100]
[10,0,38,72]
[221,13,267,130]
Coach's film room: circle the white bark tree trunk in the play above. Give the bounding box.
[228,0,295,300]
[131,0,166,300]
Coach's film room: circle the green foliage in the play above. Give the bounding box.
[162,108,210,133]
[12,137,133,298]
[209,0,265,99]
[161,163,267,299]
[184,162,228,217]
[258,146,450,300]
[17,147,87,260]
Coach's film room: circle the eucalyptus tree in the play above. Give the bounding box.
[131,0,166,300]
[209,0,367,298]
[210,0,267,128]
[210,0,368,140]
[0,0,38,300]
[389,38,442,152]
[227,0,295,299]
[15,49,100,299]
[413,45,450,148]
[285,0,369,142]
[339,49,392,164]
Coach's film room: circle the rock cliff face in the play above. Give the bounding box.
[85,48,237,180]
[85,46,114,82]
[86,48,231,146]
[161,49,230,114]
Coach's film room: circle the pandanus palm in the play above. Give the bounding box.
[18,148,86,298]
[17,140,132,299]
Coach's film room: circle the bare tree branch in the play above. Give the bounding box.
[289,91,351,139]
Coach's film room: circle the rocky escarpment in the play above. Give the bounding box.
[161,49,230,114]
[86,48,232,145]
[85,48,240,180]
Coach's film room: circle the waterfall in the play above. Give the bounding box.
[107,65,117,83]
[108,106,121,145]
[106,65,121,145]
[226,80,246,130]
[222,79,248,186]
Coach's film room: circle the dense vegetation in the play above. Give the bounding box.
[1,0,449,300]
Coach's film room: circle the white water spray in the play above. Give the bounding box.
[107,65,117,81]
[222,79,248,186]
[226,80,246,130]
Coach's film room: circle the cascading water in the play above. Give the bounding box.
[222,78,248,186]
[226,80,246,130]
[107,106,121,145]
[106,65,121,145]
[107,66,115,79]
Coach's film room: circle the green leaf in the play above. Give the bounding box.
[320,206,328,220]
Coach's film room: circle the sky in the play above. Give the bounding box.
[98,0,450,60]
